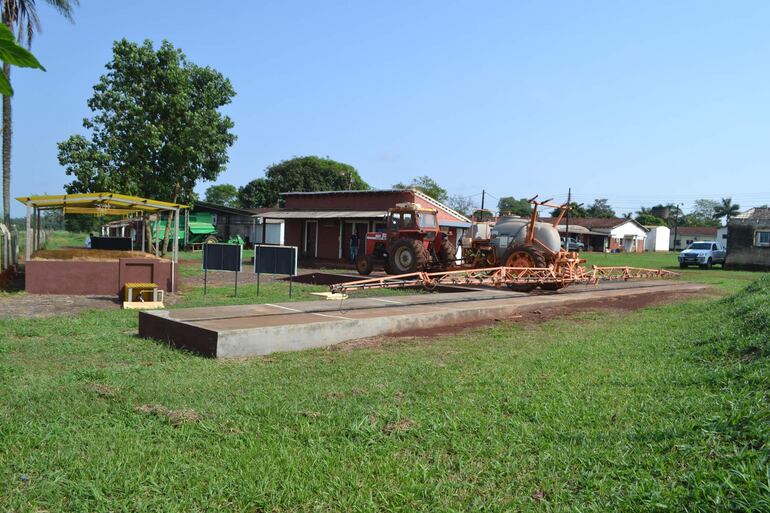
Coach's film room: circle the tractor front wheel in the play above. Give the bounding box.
[389,239,428,274]
[502,244,547,293]
[203,235,218,244]
[356,255,374,275]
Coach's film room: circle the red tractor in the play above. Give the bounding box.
[355,202,455,275]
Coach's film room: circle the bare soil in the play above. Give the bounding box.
[331,287,713,351]
[31,248,164,261]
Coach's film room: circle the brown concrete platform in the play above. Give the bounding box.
[138,281,708,358]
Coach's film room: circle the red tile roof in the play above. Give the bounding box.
[540,217,646,231]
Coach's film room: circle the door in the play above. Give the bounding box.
[354,222,368,254]
[712,243,726,261]
[304,221,317,258]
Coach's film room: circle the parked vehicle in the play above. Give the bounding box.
[355,202,455,275]
[678,241,726,269]
[152,212,244,247]
[560,236,585,251]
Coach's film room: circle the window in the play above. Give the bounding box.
[417,212,437,228]
[755,230,770,247]
[388,214,400,231]
[712,244,718,250]
[402,212,414,227]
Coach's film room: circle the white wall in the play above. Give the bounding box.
[253,220,284,245]
[717,226,728,248]
[609,221,647,252]
[644,226,670,252]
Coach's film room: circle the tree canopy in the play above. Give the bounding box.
[445,194,475,218]
[713,197,740,222]
[497,197,532,217]
[237,156,368,208]
[392,176,448,203]
[204,184,238,207]
[585,198,615,218]
[57,38,236,205]
[550,202,587,218]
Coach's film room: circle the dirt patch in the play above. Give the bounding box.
[332,287,712,350]
[382,418,416,434]
[135,404,201,425]
[88,383,118,398]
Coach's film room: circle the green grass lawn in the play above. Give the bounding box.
[2,250,770,510]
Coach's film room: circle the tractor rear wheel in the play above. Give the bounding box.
[203,235,218,244]
[355,255,374,275]
[437,237,455,268]
[502,244,547,293]
[389,239,429,274]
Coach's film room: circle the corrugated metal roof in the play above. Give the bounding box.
[555,225,606,236]
[441,220,472,228]
[259,210,387,219]
[258,210,471,228]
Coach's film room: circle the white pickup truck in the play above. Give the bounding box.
[678,241,726,269]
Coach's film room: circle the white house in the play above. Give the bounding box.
[547,217,648,252]
[717,226,728,248]
[644,225,671,252]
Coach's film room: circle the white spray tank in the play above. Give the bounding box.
[490,215,562,258]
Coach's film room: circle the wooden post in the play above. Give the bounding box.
[184,209,190,249]
[154,214,160,257]
[25,201,32,262]
[172,207,180,293]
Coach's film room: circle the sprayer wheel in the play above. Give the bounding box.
[502,244,547,293]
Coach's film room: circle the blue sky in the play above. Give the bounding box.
[8,0,770,216]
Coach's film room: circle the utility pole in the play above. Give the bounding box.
[672,202,682,250]
[479,189,485,221]
[566,188,571,236]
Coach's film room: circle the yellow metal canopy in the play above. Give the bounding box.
[16,192,187,214]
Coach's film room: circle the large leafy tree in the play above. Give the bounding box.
[392,176,448,203]
[204,184,238,207]
[237,178,275,209]
[713,197,740,223]
[497,196,532,217]
[1,0,76,225]
[58,39,236,251]
[445,194,475,218]
[635,207,666,226]
[238,156,368,208]
[671,199,720,227]
[585,198,616,218]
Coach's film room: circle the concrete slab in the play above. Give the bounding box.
[138,281,708,358]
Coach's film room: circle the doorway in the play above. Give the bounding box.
[341,221,369,262]
[304,220,318,258]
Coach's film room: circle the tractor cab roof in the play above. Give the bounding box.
[388,202,438,214]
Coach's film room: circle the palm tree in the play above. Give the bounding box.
[1,0,77,225]
[713,197,740,223]
[636,206,653,217]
